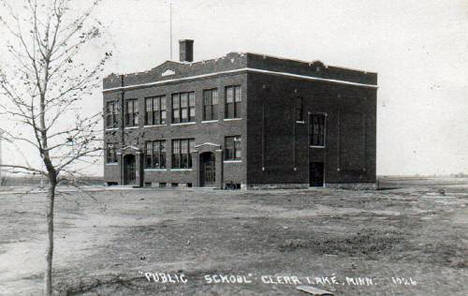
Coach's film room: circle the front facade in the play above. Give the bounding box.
[103,40,377,189]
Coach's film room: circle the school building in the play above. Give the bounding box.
[103,40,377,189]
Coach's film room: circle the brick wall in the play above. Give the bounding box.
[246,72,377,186]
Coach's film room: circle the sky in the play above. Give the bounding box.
[1,0,467,176]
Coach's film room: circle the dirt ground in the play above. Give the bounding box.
[0,178,467,295]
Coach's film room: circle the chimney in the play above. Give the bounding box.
[179,39,194,62]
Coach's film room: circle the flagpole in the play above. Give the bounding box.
[170,0,173,60]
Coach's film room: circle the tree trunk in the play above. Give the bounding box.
[44,179,56,296]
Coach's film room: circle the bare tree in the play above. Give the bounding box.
[0,0,109,295]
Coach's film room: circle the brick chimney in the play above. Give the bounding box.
[179,39,194,62]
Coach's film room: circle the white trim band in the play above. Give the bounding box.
[144,124,167,128]
[103,68,378,93]
[171,122,196,126]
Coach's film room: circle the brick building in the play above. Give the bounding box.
[103,40,377,189]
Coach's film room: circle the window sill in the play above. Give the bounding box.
[105,127,119,131]
[224,160,242,163]
[144,168,167,171]
[105,163,118,166]
[171,122,196,126]
[144,124,166,128]
[224,118,242,121]
[296,121,305,124]
[124,126,139,129]
[310,145,325,149]
[201,120,218,124]
[170,168,192,171]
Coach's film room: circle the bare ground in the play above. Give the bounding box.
[0,179,467,295]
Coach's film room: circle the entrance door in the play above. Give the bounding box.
[309,162,324,187]
[123,154,136,185]
[200,152,216,187]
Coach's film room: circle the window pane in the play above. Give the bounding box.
[160,97,166,110]
[203,105,209,121]
[146,142,152,153]
[189,106,195,120]
[212,89,218,105]
[146,99,152,112]
[153,150,160,168]
[181,93,188,107]
[310,114,325,146]
[225,137,233,160]
[226,87,234,103]
[173,140,180,153]
[172,94,179,108]
[227,103,234,118]
[204,91,210,105]
[189,92,195,106]
[161,152,166,168]
[173,109,179,122]
[172,140,180,168]
[234,86,241,102]
[235,102,241,118]
[234,136,241,159]
[173,154,180,168]
[181,140,188,153]
[181,108,188,121]
[145,155,152,168]
[154,113,160,125]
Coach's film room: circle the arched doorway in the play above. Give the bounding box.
[123,154,136,185]
[200,152,215,187]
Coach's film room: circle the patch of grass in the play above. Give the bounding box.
[279,229,405,257]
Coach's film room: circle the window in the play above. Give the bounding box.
[172,92,195,123]
[105,101,118,128]
[225,136,241,160]
[295,97,304,122]
[172,138,195,168]
[145,140,166,169]
[203,88,218,121]
[106,143,117,163]
[310,114,326,147]
[225,86,241,118]
[125,99,139,127]
[145,96,166,125]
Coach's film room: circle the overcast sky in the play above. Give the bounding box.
[1,0,467,176]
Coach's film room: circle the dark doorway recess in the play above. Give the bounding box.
[200,152,216,187]
[123,154,136,185]
[309,162,324,187]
